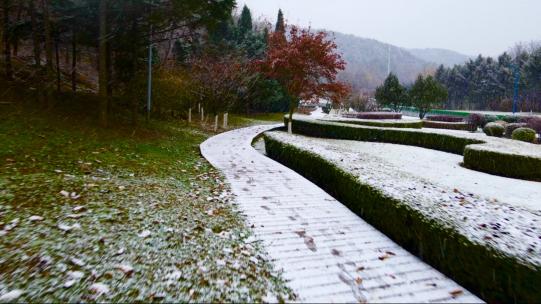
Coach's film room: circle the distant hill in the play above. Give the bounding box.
[329,31,436,90]
[408,48,471,67]
[326,31,470,91]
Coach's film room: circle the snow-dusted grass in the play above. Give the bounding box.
[265,131,541,267]
[0,108,294,302]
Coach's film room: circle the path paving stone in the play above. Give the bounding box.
[201,125,482,303]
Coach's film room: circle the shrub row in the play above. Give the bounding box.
[286,117,541,180]
[426,115,464,122]
[264,134,541,303]
[323,118,423,129]
[422,120,470,131]
[342,112,402,120]
[287,116,481,154]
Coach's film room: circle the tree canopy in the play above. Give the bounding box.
[410,75,448,119]
[374,73,409,112]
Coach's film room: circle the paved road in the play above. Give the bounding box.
[200,125,482,303]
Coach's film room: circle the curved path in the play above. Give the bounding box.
[201,125,482,303]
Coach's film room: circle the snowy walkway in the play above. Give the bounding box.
[200,125,482,303]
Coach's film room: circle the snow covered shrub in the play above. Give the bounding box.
[504,123,528,138]
[512,127,537,143]
[483,115,498,126]
[465,113,485,131]
[483,122,505,137]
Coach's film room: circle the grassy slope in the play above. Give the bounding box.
[0,100,291,302]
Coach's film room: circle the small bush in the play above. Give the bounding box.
[512,128,537,143]
[505,123,528,138]
[494,120,509,127]
[484,115,498,126]
[426,115,463,122]
[465,113,485,131]
[483,122,505,137]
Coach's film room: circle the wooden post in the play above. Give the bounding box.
[214,115,218,132]
[188,108,191,123]
[201,107,204,122]
[288,121,292,133]
[223,113,228,129]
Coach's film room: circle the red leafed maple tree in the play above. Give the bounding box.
[258,26,350,131]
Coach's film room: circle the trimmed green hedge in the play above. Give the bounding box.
[464,146,541,180]
[264,134,541,303]
[322,119,423,129]
[286,117,541,180]
[287,117,481,155]
[422,120,470,131]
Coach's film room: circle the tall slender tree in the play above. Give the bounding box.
[275,8,284,33]
[98,0,108,126]
[237,5,252,36]
[2,0,13,80]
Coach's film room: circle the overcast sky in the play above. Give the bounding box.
[237,0,541,57]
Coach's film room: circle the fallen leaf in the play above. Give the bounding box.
[114,264,134,276]
[449,289,463,298]
[89,283,110,295]
[355,277,363,285]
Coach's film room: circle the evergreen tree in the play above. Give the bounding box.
[238,5,252,36]
[275,9,285,33]
[410,75,448,119]
[374,73,409,112]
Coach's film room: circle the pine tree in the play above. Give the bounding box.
[238,5,252,36]
[275,9,285,33]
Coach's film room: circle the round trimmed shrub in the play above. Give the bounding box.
[483,122,505,137]
[483,115,498,127]
[512,127,537,143]
[504,123,527,138]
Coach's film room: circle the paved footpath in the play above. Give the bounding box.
[200,125,482,303]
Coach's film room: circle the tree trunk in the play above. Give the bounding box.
[55,37,60,91]
[29,0,40,67]
[2,0,13,80]
[214,115,218,132]
[71,30,76,92]
[223,112,228,129]
[12,2,21,56]
[188,107,191,123]
[43,0,54,105]
[98,0,108,127]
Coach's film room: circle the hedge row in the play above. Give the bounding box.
[264,134,541,303]
[286,117,541,180]
[464,146,541,180]
[426,115,464,122]
[322,118,423,129]
[422,120,471,131]
[287,117,480,154]
[342,112,402,119]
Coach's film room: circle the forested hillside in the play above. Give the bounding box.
[408,48,470,67]
[331,32,434,90]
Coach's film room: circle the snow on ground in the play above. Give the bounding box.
[265,131,541,266]
[328,140,541,210]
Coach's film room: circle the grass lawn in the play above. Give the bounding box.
[0,101,291,302]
